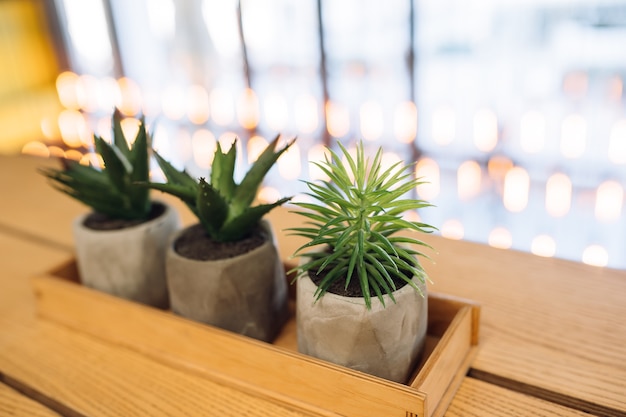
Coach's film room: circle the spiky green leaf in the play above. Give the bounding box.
[210,141,237,200]
[290,140,436,309]
[196,177,228,237]
[231,135,293,214]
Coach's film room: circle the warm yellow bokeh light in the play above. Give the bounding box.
[582,245,608,267]
[326,101,350,138]
[415,158,440,200]
[187,85,210,125]
[191,129,216,169]
[595,180,624,222]
[531,235,556,258]
[488,227,512,249]
[440,219,464,240]
[237,88,260,130]
[457,160,481,200]
[22,141,50,158]
[394,101,417,144]
[503,166,529,212]
[545,173,571,217]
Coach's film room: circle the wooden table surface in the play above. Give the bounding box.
[1,154,625,417]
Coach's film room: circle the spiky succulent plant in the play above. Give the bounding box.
[40,109,151,220]
[145,135,293,242]
[289,141,436,309]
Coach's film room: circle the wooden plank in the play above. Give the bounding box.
[0,382,61,417]
[0,320,331,417]
[421,237,626,414]
[0,155,83,249]
[0,318,578,417]
[4,154,626,414]
[0,234,333,417]
[0,233,71,324]
[445,378,592,417]
[272,208,626,414]
[34,272,437,417]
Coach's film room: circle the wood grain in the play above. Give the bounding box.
[0,320,322,417]
[0,233,320,417]
[2,154,626,415]
[36,269,482,417]
[0,382,61,417]
[271,207,626,414]
[445,377,592,417]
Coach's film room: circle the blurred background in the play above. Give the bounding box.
[1,0,625,268]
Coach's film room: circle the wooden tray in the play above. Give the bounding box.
[32,258,480,417]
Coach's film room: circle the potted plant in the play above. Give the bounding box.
[40,109,179,308]
[289,141,436,383]
[143,135,293,342]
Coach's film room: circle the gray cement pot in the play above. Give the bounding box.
[297,265,428,383]
[73,201,179,308]
[166,220,288,343]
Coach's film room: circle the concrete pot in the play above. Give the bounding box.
[73,201,179,308]
[297,263,428,383]
[166,220,288,343]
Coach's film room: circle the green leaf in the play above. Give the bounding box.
[139,181,196,204]
[153,151,198,190]
[210,140,237,200]
[290,139,435,309]
[364,253,396,293]
[128,121,150,214]
[218,197,291,242]
[95,135,131,193]
[313,258,350,299]
[231,135,293,214]
[40,110,151,220]
[112,108,131,159]
[196,177,229,237]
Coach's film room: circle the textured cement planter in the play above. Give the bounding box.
[73,201,179,308]
[166,220,288,343]
[297,264,428,383]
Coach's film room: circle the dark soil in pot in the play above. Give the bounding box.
[174,223,267,260]
[309,248,414,298]
[83,202,166,230]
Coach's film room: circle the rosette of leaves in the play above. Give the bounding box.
[289,141,436,309]
[40,109,151,220]
[144,135,293,242]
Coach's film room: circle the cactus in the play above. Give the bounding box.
[40,109,151,220]
[145,135,293,242]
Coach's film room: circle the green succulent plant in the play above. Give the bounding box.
[40,109,151,220]
[144,135,293,242]
[289,141,436,309]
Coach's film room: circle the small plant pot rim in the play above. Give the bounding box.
[75,200,172,234]
[167,221,273,265]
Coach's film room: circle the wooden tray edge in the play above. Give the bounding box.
[32,258,481,417]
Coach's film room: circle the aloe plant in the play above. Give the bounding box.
[145,135,293,242]
[289,141,436,309]
[40,109,151,220]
